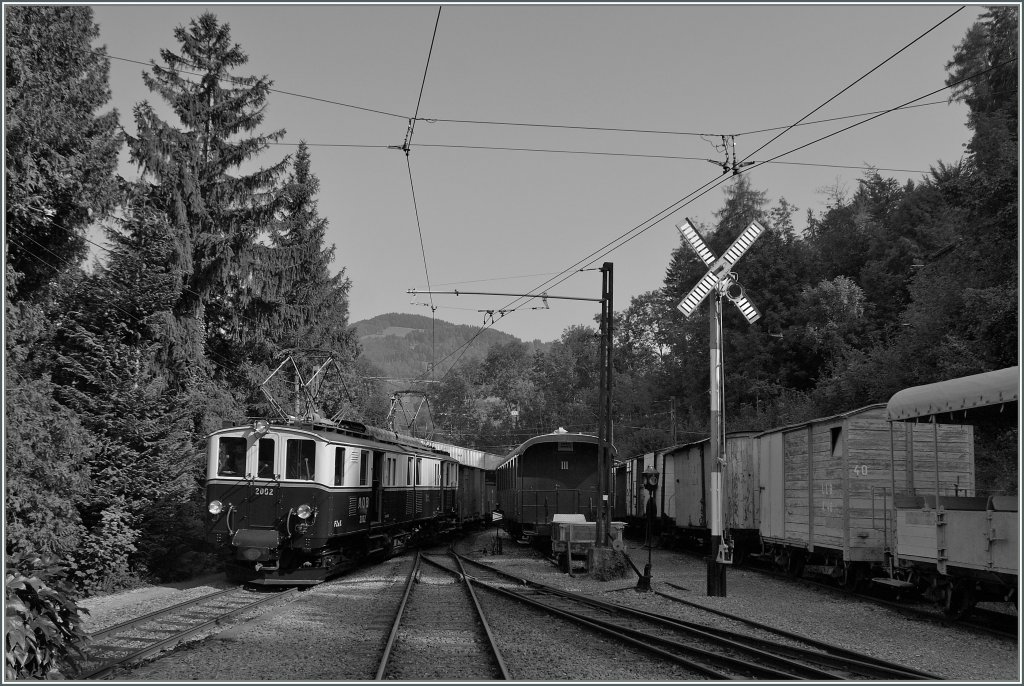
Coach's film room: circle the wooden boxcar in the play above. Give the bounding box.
[754,404,974,586]
[618,432,760,555]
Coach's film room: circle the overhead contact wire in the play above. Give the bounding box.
[739,5,965,164]
[426,55,1015,381]
[404,6,443,378]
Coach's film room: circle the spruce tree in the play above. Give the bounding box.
[49,200,197,587]
[4,5,121,301]
[124,12,290,381]
[272,142,354,355]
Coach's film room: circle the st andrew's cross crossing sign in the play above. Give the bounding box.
[675,218,765,322]
[675,217,765,596]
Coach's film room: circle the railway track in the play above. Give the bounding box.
[718,556,1019,641]
[444,552,939,680]
[76,587,298,680]
[667,544,1018,641]
[375,551,510,680]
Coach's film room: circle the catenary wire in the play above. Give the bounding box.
[402,7,444,379]
[556,56,1017,284]
[738,5,965,164]
[92,49,409,120]
[419,57,1013,386]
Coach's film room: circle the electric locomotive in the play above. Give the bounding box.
[206,416,473,585]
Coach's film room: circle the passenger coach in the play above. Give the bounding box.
[496,428,617,544]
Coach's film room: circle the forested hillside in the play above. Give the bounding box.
[355,313,549,379]
[3,6,1017,678]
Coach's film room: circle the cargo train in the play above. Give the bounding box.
[616,366,1018,616]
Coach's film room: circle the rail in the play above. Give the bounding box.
[76,587,298,680]
[448,553,937,681]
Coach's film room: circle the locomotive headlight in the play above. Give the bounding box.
[209,500,223,515]
[296,503,313,519]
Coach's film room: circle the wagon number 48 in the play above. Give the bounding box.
[851,465,869,476]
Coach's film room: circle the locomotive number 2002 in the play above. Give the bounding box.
[254,487,275,496]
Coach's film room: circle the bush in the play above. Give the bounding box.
[5,552,89,679]
[68,502,139,595]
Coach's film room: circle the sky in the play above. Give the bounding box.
[86,2,988,344]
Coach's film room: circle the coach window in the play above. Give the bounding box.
[359,450,370,486]
[406,457,413,486]
[334,447,345,486]
[285,439,316,480]
[257,438,275,478]
[217,437,247,477]
[415,458,422,486]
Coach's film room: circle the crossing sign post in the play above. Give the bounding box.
[676,217,766,597]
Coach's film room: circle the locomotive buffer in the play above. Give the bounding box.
[676,218,766,597]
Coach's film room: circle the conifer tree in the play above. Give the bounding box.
[124,12,290,381]
[49,200,198,587]
[4,5,121,301]
[272,142,354,355]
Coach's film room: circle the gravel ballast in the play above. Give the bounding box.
[78,532,1019,682]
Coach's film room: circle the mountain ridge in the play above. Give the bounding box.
[353,312,551,380]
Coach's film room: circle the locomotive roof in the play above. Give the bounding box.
[886,366,1019,422]
[209,418,453,458]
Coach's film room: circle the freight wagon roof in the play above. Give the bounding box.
[752,404,888,437]
[419,438,504,470]
[886,366,1019,421]
[621,431,760,463]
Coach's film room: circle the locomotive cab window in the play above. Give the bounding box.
[257,438,275,478]
[334,447,345,486]
[217,437,247,477]
[285,439,316,481]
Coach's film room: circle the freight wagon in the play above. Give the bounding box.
[878,366,1018,616]
[616,432,760,557]
[754,404,974,588]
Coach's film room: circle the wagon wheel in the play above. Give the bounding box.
[786,552,805,578]
[840,562,865,592]
[942,580,976,620]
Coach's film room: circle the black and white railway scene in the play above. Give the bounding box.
[5,3,1018,683]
